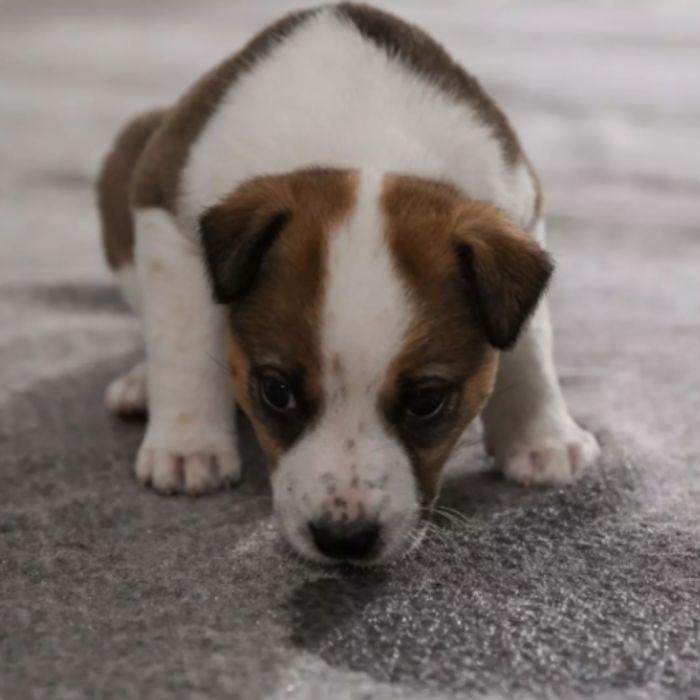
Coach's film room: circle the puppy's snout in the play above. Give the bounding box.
[309,518,380,560]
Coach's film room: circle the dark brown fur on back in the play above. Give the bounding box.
[97,108,167,269]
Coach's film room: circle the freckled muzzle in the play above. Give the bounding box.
[303,473,388,561]
[273,458,420,565]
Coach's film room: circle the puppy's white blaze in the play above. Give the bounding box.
[271,173,419,560]
[323,171,410,394]
[181,9,535,231]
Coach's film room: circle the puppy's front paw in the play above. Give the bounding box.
[135,433,241,495]
[489,413,599,486]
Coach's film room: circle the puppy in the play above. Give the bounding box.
[97,3,599,563]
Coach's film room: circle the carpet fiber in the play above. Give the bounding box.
[1,1,699,698]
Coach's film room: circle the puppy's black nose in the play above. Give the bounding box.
[309,519,380,560]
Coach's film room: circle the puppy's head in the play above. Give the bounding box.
[200,168,552,564]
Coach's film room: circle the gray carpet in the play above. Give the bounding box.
[1,1,699,698]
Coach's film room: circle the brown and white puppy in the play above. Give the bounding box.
[97,4,599,563]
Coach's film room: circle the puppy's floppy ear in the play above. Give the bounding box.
[455,203,553,349]
[199,185,291,304]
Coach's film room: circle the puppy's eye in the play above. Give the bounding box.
[259,375,298,413]
[403,385,449,422]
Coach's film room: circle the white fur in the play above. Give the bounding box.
[180,9,536,232]
[481,219,600,484]
[271,173,419,562]
[132,208,240,494]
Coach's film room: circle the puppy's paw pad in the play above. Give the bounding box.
[500,426,599,486]
[136,446,241,495]
[105,363,147,415]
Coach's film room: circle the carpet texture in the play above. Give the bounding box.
[1,1,699,698]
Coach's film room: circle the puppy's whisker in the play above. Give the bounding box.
[431,510,460,529]
[428,505,471,531]
[435,505,471,525]
[436,509,469,529]
[418,520,450,545]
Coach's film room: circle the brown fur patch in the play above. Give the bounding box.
[380,174,552,501]
[96,108,167,269]
[217,168,359,467]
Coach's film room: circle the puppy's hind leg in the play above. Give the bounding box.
[97,109,166,416]
[105,360,147,418]
[105,265,149,417]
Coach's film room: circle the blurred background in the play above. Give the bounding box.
[1,2,699,699]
